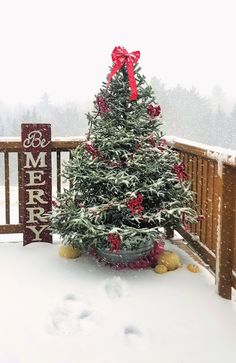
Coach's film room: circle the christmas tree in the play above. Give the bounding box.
[51,47,198,264]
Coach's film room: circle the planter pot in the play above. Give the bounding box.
[96,239,153,264]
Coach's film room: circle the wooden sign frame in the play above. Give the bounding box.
[21,124,52,245]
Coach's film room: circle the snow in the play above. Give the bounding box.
[0,240,236,363]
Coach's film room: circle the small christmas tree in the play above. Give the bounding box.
[51,47,198,264]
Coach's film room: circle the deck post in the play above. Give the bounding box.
[216,164,236,299]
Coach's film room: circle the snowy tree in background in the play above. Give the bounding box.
[50,47,198,262]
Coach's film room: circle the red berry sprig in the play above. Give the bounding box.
[147,104,161,118]
[173,162,188,180]
[196,215,205,222]
[128,194,144,216]
[96,96,109,115]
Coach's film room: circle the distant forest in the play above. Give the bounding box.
[0,78,236,150]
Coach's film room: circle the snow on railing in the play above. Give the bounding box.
[166,135,236,169]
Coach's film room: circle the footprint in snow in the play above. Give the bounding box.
[45,292,99,336]
[124,325,142,337]
[104,276,127,300]
[123,325,143,346]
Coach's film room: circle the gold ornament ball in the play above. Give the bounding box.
[154,264,168,274]
[59,245,81,259]
[157,251,181,271]
[187,263,200,273]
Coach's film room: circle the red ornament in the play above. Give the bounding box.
[85,143,100,159]
[128,194,144,216]
[108,233,121,254]
[147,104,161,118]
[106,46,140,101]
[96,96,109,115]
[149,133,156,147]
[173,162,188,180]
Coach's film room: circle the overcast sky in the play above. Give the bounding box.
[0,0,235,105]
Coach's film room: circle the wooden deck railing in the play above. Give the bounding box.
[0,137,84,234]
[0,136,235,299]
[166,136,236,299]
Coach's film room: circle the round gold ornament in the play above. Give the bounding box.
[157,251,181,271]
[154,264,168,274]
[58,245,81,259]
[187,263,200,273]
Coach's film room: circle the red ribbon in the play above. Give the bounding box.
[108,233,121,254]
[173,162,188,180]
[106,46,140,100]
[85,143,100,159]
[182,211,189,232]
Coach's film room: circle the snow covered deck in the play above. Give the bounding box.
[0,240,236,363]
[1,136,236,300]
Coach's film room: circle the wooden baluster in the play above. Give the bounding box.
[192,156,197,234]
[69,150,73,190]
[188,154,193,232]
[4,152,10,224]
[211,162,218,256]
[196,157,203,238]
[56,151,61,194]
[205,161,214,251]
[200,159,208,245]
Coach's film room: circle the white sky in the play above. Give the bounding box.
[0,0,236,105]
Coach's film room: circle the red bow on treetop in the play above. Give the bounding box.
[106,46,140,101]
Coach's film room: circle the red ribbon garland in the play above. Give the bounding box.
[85,143,100,159]
[106,46,140,101]
[128,194,144,216]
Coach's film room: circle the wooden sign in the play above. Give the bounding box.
[21,124,52,245]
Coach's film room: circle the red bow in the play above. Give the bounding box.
[106,46,140,100]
